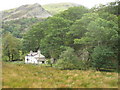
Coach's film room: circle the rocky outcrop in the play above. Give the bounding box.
[2,3,52,21]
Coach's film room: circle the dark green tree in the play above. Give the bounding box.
[91,46,117,70]
[23,22,45,52]
[2,32,21,61]
[40,17,72,59]
[56,47,80,70]
[56,6,89,21]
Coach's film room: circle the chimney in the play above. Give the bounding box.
[38,49,41,57]
[30,50,33,55]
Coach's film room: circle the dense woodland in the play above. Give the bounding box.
[2,1,119,71]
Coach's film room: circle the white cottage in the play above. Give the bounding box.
[25,50,46,64]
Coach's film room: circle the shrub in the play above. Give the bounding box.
[46,59,52,67]
[56,47,80,70]
[78,60,91,70]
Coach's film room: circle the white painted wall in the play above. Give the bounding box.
[25,56,45,64]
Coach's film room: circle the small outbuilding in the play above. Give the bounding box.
[25,50,46,64]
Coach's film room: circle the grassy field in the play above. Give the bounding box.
[2,62,118,88]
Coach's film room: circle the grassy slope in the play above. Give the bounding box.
[43,3,79,15]
[3,62,118,88]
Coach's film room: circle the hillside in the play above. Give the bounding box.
[3,62,118,88]
[2,3,52,21]
[1,3,80,38]
[2,18,43,38]
[43,2,80,15]
[1,3,52,38]
[2,3,80,21]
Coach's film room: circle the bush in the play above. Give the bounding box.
[56,47,80,70]
[78,60,91,70]
[2,55,9,61]
[46,59,52,67]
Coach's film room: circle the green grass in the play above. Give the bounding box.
[2,62,118,88]
[43,2,79,15]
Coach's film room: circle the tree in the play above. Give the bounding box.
[91,46,117,70]
[56,47,80,70]
[67,13,99,50]
[2,32,21,61]
[2,18,40,38]
[74,16,118,70]
[23,16,72,59]
[23,22,45,52]
[39,17,72,59]
[74,17,118,47]
[56,6,89,21]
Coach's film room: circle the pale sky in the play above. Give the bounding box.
[0,0,116,11]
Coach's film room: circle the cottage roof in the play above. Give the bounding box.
[27,50,45,58]
[34,54,45,58]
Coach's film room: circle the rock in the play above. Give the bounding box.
[2,3,52,21]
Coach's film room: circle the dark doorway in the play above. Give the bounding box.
[42,61,44,64]
[27,58,29,61]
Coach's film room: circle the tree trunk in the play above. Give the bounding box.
[11,54,14,61]
[8,55,11,61]
[8,50,11,61]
